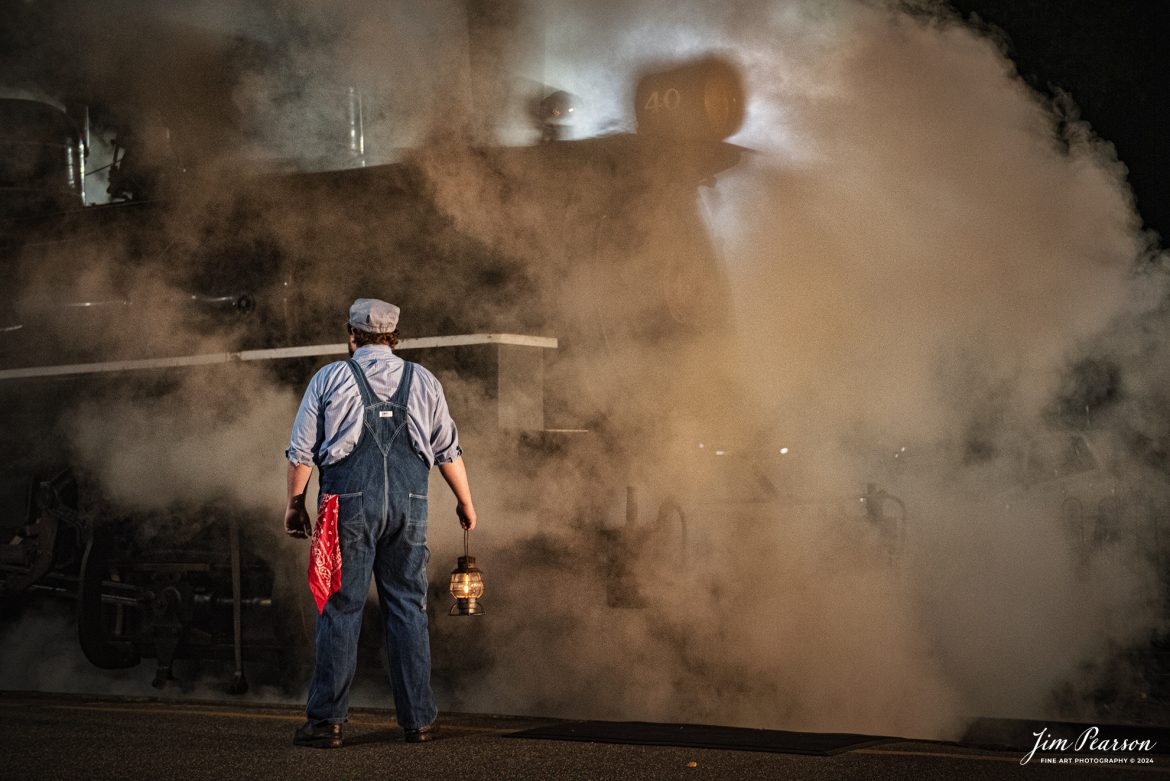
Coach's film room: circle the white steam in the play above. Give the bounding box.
[423,0,1164,737]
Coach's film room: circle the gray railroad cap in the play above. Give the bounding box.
[348,298,400,333]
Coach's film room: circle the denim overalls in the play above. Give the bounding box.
[306,359,437,730]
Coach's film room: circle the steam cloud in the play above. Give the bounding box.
[2,0,1166,741]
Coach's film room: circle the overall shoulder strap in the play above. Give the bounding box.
[344,359,377,406]
[390,361,415,407]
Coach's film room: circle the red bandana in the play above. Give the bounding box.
[308,494,342,613]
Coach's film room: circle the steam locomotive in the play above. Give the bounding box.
[0,57,784,691]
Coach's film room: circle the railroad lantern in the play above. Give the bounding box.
[449,531,485,616]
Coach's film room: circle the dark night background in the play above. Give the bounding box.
[948,1,1168,244]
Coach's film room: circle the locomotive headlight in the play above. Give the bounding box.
[539,90,578,124]
[449,531,485,616]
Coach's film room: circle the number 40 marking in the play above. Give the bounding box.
[644,88,682,112]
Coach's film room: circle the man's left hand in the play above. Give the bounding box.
[456,501,477,531]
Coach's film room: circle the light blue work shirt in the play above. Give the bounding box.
[286,344,462,468]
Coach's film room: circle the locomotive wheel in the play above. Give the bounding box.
[77,526,140,670]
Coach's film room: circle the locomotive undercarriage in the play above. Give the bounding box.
[1,468,301,692]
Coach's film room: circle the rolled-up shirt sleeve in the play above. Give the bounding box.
[428,379,462,466]
[286,371,326,466]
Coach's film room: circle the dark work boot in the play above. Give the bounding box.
[294,721,343,749]
[404,723,439,743]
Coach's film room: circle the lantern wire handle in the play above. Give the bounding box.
[464,529,469,559]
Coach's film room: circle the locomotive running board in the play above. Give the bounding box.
[0,333,558,381]
[0,332,558,429]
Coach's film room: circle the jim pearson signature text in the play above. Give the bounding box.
[1022,727,1156,766]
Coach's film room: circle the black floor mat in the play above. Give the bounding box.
[506,720,894,756]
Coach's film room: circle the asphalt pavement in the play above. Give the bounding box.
[1,692,1166,780]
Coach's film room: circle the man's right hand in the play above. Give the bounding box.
[456,501,477,531]
[285,504,312,539]
[285,464,314,539]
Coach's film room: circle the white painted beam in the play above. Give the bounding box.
[0,333,558,381]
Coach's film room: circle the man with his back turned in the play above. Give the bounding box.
[283,297,477,748]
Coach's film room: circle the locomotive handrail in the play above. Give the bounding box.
[0,333,559,381]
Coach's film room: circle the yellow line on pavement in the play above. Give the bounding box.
[52,703,511,734]
[57,704,311,722]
